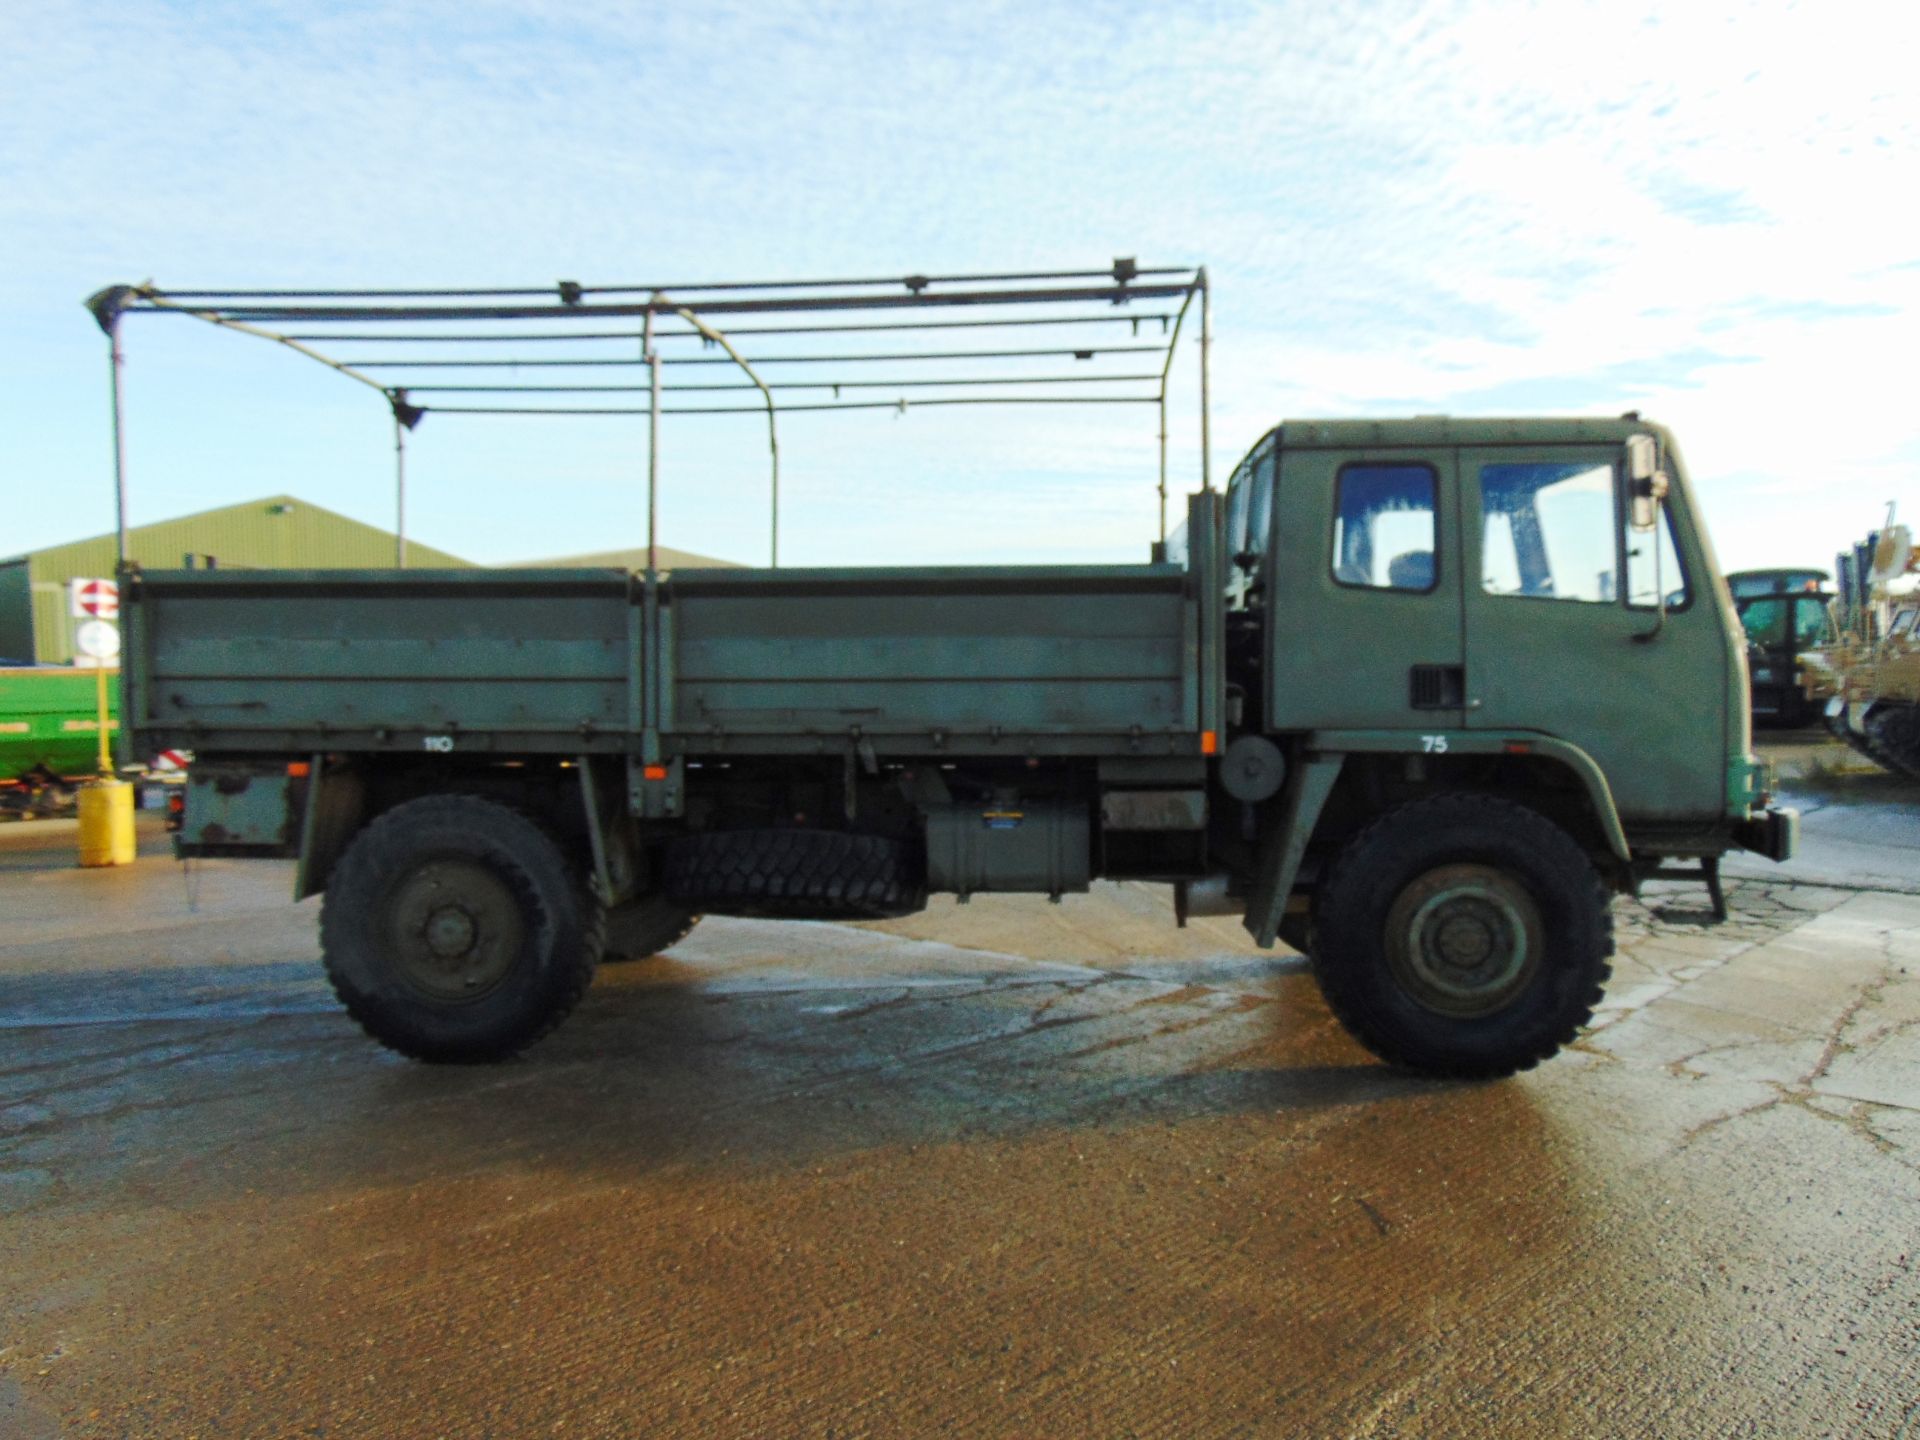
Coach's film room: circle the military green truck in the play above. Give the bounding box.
[126,415,1794,1077]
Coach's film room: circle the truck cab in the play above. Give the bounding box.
[1239,417,1747,832]
[1174,416,1788,1071]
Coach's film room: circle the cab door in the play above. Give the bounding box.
[1458,444,1724,821]
[1267,444,1463,732]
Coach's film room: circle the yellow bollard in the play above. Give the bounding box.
[77,779,137,868]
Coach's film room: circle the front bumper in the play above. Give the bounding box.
[1733,805,1799,863]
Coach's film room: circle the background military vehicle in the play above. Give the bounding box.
[1725,569,1832,728]
[1801,520,1920,775]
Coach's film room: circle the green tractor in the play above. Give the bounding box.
[1725,569,1831,729]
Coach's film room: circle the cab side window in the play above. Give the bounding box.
[1332,464,1437,591]
[1741,598,1788,647]
[1244,439,1276,562]
[1226,461,1252,560]
[1792,598,1830,647]
[1479,462,1617,603]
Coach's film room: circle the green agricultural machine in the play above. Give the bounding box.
[1725,569,1832,729]
[0,667,118,817]
[96,269,1796,1079]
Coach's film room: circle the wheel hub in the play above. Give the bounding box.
[382,858,526,1002]
[424,905,479,959]
[1385,864,1543,1018]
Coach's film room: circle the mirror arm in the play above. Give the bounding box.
[1632,455,1669,645]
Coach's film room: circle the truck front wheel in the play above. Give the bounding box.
[320,795,604,1062]
[1309,794,1612,1078]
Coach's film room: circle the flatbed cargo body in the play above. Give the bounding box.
[123,560,1219,761]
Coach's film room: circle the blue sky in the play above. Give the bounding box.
[4,0,1915,572]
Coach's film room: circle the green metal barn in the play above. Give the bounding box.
[0,496,473,664]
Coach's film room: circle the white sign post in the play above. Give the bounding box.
[75,619,122,662]
[73,617,121,774]
[70,579,122,672]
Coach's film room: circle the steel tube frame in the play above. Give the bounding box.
[404,374,1163,394]
[1199,267,1212,495]
[427,396,1161,416]
[667,303,780,567]
[393,414,408,567]
[158,266,1194,304]
[143,281,1195,325]
[1153,287,1199,545]
[288,313,1179,344]
[108,317,130,566]
[645,310,660,573]
[337,345,1167,368]
[91,263,1208,576]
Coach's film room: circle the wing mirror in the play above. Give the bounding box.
[1626,434,1669,531]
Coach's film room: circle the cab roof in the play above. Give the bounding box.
[1276,415,1657,450]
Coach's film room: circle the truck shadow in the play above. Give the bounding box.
[0,946,1480,1211]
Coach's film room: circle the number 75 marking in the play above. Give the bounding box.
[1421,734,1450,754]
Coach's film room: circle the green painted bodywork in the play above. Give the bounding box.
[127,418,1778,910]
[125,497,1228,765]
[1310,730,1632,861]
[180,767,298,849]
[0,667,118,782]
[1243,754,1345,947]
[1254,417,1751,829]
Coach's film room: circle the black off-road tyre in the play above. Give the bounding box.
[1309,794,1613,1079]
[1276,912,1314,955]
[600,894,701,964]
[1839,724,1888,768]
[1863,702,1920,780]
[320,795,604,1062]
[664,828,926,919]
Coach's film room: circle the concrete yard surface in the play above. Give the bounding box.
[1,816,1916,1438]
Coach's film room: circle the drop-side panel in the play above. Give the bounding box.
[127,569,634,754]
[667,566,1196,745]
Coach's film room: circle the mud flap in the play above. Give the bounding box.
[1241,755,1344,948]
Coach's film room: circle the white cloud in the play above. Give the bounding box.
[2,0,1914,576]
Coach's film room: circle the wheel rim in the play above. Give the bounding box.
[1384,863,1543,1018]
[381,857,527,1003]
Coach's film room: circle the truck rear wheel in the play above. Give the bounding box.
[600,894,701,964]
[320,795,604,1062]
[1309,794,1612,1079]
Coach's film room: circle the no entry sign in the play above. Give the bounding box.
[70,578,119,620]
